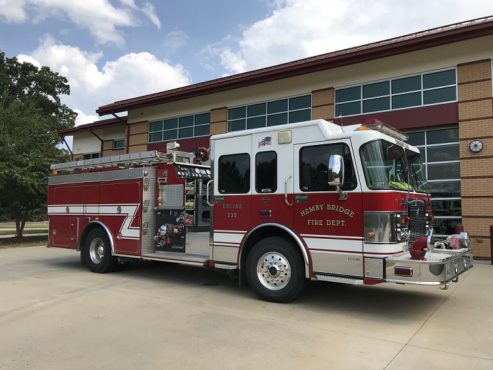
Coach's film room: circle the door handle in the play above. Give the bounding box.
[206,179,214,206]
[284,176,293,206]
[259,210,272,218]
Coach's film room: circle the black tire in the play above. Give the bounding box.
[246,237,306,303]
[82,228,117,273]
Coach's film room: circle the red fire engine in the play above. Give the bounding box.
[48,119,473,302]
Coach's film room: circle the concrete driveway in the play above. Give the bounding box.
[0,246,492,370]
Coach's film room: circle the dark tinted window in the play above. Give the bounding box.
[289,95,311,110]
[392,76,421,94]
[392,92,421,109]
[267,99,288,114]
[300,143,357,192]
[335,101,360,117]
[336,86,361,103]
[363,97,389,113]
[219,154,250,194]
[256,151,277,193]
[423,69,456,89]
[363,81,389,98]
[423,86,456,104]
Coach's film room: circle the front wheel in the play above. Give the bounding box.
[246,237,306,303]
[82,228,117,273]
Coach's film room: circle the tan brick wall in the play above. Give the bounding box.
[457,60,492,83]
[312,88,334,107]
[460,137,493,158]
[459,118,493,139]
[462,207,492,258]
[458,80,492,101]
[129,121,148,135]
[128,144,147,153]
[467,237,491,259]
[461,158,493,177]
[210,107,228,135]
[458,99,493,121]
[102,140,113,151]
[102,148,125,157]
[462,198,493,216]
[462,178,493,196]
[311,88,334,121]
[129,133,148,146]
[127,121,149,152]
[312,105,332,121]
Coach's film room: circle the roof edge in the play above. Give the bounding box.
[97,16,493,116]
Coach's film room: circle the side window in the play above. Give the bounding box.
[256,151,277,193]
[218,153,250,194]
[300,143,357,192]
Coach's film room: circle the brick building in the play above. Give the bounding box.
[60,17,493,261]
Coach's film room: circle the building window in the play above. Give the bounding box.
[82,152,100,160]
[335,68,456,117]
[149,112,210,143]
[300,143,357,192]
[407,127,460,237]
[228,94,311,132]
[113,139,125,149]
[218,153,250,194]
[256,151,277,193]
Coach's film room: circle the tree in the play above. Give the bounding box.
[0,52,76,131]
[0,52,75,238]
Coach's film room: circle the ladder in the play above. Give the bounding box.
[51,150,195,172]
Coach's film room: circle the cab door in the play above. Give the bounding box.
[250,131,294,230]
[293,139,364,278]
[212,135,252,264]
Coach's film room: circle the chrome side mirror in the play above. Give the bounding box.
[328,154,345,187]
[328,154,347,200]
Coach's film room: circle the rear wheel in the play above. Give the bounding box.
[83,228,117,273]
[246,237,306,303]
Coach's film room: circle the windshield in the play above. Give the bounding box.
[360,140,428,193]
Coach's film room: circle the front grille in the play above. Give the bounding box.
[408,199,426,245]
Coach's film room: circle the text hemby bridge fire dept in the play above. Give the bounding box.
[48,119,473,302]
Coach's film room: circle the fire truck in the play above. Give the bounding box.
[48,119,473,302]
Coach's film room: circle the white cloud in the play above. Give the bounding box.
[74,109,98,126]
[163,30,189,50]
[212,0,493,74]
[0,0,162,45]
[141,1,160,29]
[18,38,191,120]
[0,0,28,22]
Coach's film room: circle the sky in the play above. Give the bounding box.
[1,0,493,126]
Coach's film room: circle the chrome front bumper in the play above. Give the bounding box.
[385,248,473,285]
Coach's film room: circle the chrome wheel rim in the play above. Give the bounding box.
[257,252,291,291]
[89,238,105,264]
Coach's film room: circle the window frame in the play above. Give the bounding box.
[218,153,251,194]
[335,67,457,118]
[299,142,357,192]
[255,151,278,194]
[148,112,211,143]
[113,139,125,150]
[406,126,461,238]
[228,94,312,132]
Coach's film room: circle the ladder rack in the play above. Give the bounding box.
[51,150,195,172]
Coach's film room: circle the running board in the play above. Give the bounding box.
[142,251,208,266]
[315,274,364,285]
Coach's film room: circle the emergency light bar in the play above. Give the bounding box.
[359,119,408,142]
